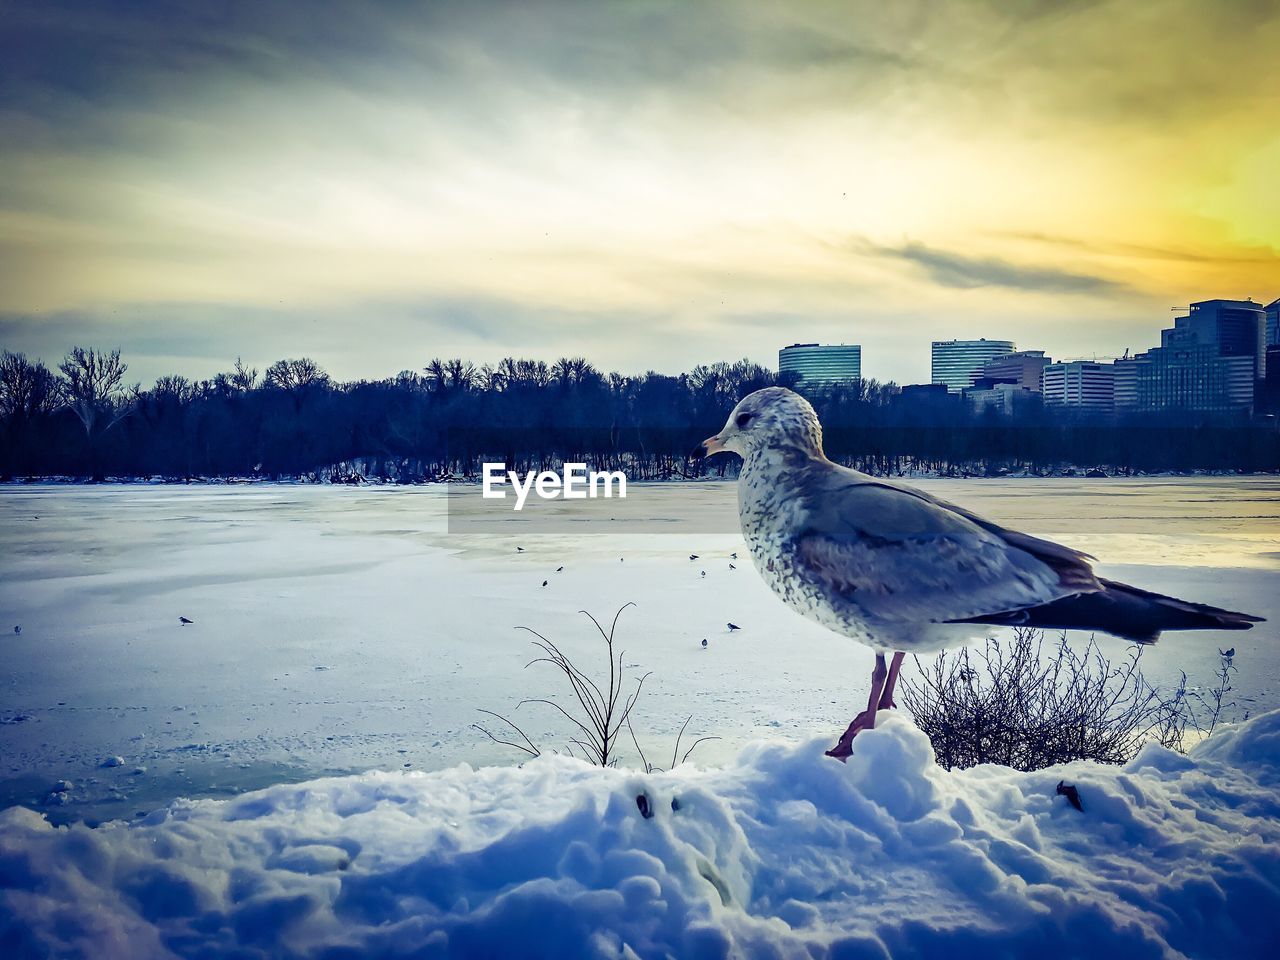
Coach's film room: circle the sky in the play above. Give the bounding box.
[1,0,1277,387]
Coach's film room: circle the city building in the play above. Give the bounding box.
[931,339,1015,392]
[778,343,862,384]
[965,379,1036,415]
[980,350,1051,391]
[1105,299,1264,414]
[1110,299,1267,414]
[899,383,955,405]
[1163,299,1266,381]
[1266,298,1279,347]
[1131,345,1254,412]
[1112,352,1147,410]
[1257,344,1280,414]
[1042,361,1115,411]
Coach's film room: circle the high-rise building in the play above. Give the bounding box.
[1112,299,1266,414]
[1042,361,1115,411]
[1164,299,1266,381]
[1112,353,1147,410]
[1132,345,1254,412]
[1261,344,1280,414]
[1266,298,1279,347]
[778,343,862,384]
[980,350,1051,391]
[931,339,1015,392]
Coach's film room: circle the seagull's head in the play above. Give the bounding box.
[696,387,824,459]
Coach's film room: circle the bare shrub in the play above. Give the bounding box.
[1157,648,1243,753]
[475,603,717,769]
[900,627,1241,771]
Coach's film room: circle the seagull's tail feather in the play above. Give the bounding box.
[952,578,1264,644]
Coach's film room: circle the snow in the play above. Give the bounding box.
[1,479,1278,825]
[1,479,1278,955]
[3,709,1280,958]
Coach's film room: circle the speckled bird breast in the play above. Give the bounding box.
[737,450,877,646]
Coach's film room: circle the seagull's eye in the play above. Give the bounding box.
[735,413,753,428]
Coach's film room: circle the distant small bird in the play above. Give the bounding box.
[556,566,564,572]
[730,552,738,560]
[1220,647,1235,658]
[179,617,193,625]
[689,554,699,561]
[729,563,736,570]
[516,546,524,553]
[701,638,708,648]
[727,623,740,631]
[1056,780,1084,812]
[541,580,548,587]
[13,626,20,635]
[701,570,706,578]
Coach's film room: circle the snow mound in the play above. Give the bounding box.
[3,711,1280,959]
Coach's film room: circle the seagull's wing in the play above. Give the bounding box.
[793,462,1100,624]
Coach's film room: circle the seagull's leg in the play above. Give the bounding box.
[861,653,889,732]
[877,652,905,710]
[826,653,888,760]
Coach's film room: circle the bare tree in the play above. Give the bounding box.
[0,351,61,422]
[265,357,329,411]
[151,375,195,405]
[0,352,62,476]
[424,358,477,394]
[265,357,328,392]
[57,347,135,439]
[231,357,258,392]
[552,357,594,387]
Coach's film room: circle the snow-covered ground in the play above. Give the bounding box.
[4,708,1280,958]
[2,479,1279,956]
[1,479,1277,827]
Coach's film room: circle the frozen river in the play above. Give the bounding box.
[2,477,1278,824]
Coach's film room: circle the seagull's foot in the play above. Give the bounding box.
[824,709,876,760]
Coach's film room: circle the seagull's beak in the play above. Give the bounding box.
[693,434,727,459]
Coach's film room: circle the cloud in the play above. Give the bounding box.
[996,231,1280,267]
[0,0,1276,384]
[861,241,1129,295]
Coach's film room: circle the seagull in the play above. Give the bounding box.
[556,566,564,573]
[727,623,740,631]
[701,638,708,648]
[731,552,738,560]
[516,546,524,553]
[694,387,1264,760]
[541,580,548,588]
[689,554,700,561]
[179,617,193,625]
[729,563,737,570]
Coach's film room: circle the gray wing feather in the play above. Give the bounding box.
[793,464,1100,624]
[859,475,1102,594]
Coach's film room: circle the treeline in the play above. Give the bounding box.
[1,348,1277,481]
